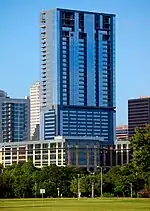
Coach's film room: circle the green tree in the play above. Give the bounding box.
[104,165,133,197]
[43,180,57,197]
[70,175,87,196]
[58,166,77,197]
[130,125,150,188]
[11,162,35,197]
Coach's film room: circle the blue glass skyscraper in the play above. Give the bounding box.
[40,8,116,145]
[0,90,30,143]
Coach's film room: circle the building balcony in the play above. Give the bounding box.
[62,17,74,21]
[41,48,46,52]
[41,46,46,50]
[42,72,46,77]
[41,67,46,72]
[42,76,46,79]
[41,20,46,24]
[41,40,46,44]
[41,51,46,56]
[40,24,46,28]
[41,35,46,39]
[41,45,46,49]
[42,69,46,73]
[42,63,46,67]
[42,57,46,61]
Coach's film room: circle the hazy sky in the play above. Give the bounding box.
[0,0,150,125]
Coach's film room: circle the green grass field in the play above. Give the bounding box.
[0,198,150,211]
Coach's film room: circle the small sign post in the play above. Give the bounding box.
[40,189,45,199]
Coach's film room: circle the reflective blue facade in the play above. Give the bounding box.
[0,97,30,143]
[40,8,116,144]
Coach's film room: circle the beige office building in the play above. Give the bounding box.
[0,137,65,168]
[0,136,131,169]
[30,81,40,140]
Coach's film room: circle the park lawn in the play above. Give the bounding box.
[0,198,150,211]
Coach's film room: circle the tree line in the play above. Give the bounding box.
[0,125,150,198]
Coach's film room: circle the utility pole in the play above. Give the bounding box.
[100,167,103,197]
[130,183,133,198]
[77,174,80,200]
[92,182,94,198]
[35,182,37,198]
[88,171,95,198]
[57,187,60,198]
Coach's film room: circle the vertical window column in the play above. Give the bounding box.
[95,14,100,106]
[78,32,87,106]
[61,32,70,105]
[40,12,46,107]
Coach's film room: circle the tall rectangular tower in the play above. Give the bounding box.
[40,8,116,144]
[30,81,40,140]
[128,97,150,137]
[0,94,30,143]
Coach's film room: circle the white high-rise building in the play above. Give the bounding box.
[30,81,40,140]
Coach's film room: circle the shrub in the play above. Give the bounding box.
[103,192,115,197]
[137,189,150,198]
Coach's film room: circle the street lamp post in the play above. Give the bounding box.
[91,182,94,198]
[88,171,95,198]
[130,183,133,198]
[97,166,103,197]
[91,172,95,198]
[77,174,80,200]
[57,187,60,198]
[35,182,37,198]
[100,167,103,197]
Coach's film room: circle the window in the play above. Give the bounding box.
[62,76,67,80]
[123,144,127,149]
[63,58,67,62]
[35,161,41,166]
[58,143,62,148]
[58,154,61,159]
[50,143,56,148]
[62,50,67,54]
[58,161,62,165]
[35,144,41,149]
[102,133,108,136]
[117,144,121,149]
[78,118,85,121]
[62,54,67,59]
[62,45,67,50]
[63,93,67,97]
[62,63,67,67]
[78,113,86,117]
[35,155,41,160]
[42,155,48,160]
[50,154,56,159]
